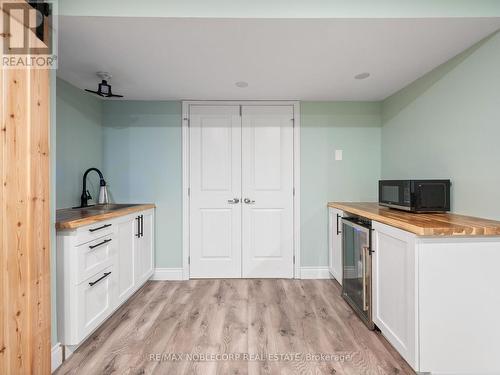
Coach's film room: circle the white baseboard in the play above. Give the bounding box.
[300,267,331,279]
[51,343,63,373]
[150,267,184,280]
[152,267,331,280]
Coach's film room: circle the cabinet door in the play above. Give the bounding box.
[117,218,136,303]
[372,221,418,370]
[135,211,154,286]
[328,208,343,284]
[76,266,115,342]
[140,211,154,280]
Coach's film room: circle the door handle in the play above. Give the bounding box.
[140,215,144,238]
[136,216,140,237]
[243,198,255,204]
[336,214,342,235]
[362,246,370,312]
[227,198,240,204]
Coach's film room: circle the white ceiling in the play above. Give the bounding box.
[57,17,500,101]
[59,0,500,18]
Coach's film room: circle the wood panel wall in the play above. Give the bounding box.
[1,1,51,373]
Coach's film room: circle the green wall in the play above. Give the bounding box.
[381,32,500,219]
[102,102,183,268]
[98,100,383,268]
[56,79,103,209]
[54,78,104,343]
[301,102,381,266]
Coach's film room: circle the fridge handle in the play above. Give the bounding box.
[362,246,370,311]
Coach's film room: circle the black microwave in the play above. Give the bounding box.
[379,180,451,212]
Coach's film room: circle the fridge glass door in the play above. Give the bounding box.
[342,220,370,323]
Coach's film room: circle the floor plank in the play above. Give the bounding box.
[55,279,415,375]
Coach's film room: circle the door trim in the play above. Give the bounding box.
[181,100,301,279]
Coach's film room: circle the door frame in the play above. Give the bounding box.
[181,100,301,279]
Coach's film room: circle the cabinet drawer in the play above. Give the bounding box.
[76,266,115,341]
[75,221,114,246]
[76,234,115,284]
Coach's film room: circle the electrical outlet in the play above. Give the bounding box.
[335,150,343,161]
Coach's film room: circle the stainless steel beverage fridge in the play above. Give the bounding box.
[342,216,374,330]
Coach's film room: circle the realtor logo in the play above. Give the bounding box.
[2,1,57,68]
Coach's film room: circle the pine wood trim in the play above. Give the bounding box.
[1,2,51,372]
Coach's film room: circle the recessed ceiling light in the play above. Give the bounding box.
[235,81,249,88]
[354,72,370,80]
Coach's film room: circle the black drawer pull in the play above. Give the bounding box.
[89,223,112,232]
[89,238,112,250]
[336,214,342,235]
[89,272,111,287]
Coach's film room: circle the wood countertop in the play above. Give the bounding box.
[327,202,500,236]
[56,203,155,230]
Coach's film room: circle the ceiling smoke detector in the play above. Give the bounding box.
[235,81,249,88]
[354,72,371,80]
[85,72,124,98]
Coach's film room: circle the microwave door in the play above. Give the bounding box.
[380,181,411,210]
[417,182,449,211]
[382,185,400,204]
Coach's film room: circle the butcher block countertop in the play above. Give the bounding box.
[56,203,155,230]
[328,202,500,236]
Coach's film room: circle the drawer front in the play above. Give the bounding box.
[76,234,115,284]
[77,266,115,340]
[75,221,114,246]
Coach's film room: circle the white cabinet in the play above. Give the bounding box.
[328,207,343,284]
[134,211,154,285]
[76,265,115,340]
[57,208,155,349]
[417,237,500,374]
[372,220,500,374]
[117,218,136,303]
[372,221,418,369]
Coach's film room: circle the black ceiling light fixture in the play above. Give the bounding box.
[85,72,123,98]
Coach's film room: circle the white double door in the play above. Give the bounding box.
[189,104,295,278]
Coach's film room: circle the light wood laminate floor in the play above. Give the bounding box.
[55,279,415,375]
